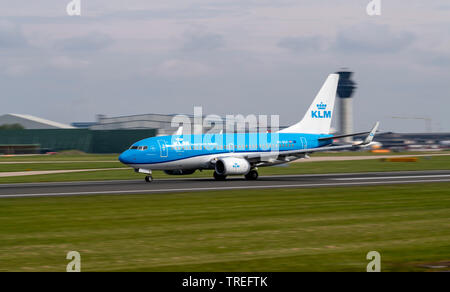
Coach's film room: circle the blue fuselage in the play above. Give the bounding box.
[119,133,332,169]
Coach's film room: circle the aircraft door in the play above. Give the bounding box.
[300,137,308,149]
[158,140,168,157]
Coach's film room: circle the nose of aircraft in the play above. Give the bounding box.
[118,150,132,164]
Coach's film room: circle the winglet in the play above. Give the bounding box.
[362,122,379,145]
[175,126,183,136]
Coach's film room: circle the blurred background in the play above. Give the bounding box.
[1,0,449,154]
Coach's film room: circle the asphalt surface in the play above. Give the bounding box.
[0,170,449,198]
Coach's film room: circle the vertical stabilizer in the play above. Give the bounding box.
[279,74,339,134]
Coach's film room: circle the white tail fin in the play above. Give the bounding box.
[279,74,339,134]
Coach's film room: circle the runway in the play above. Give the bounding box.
[0,170,449,198]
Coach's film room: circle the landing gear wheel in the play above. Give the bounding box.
[145,175,153,183]
[245,170,258,180]
[213,171,227,181]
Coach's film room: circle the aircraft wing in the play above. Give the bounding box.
[318,122,380,142]
[243,144,356,162]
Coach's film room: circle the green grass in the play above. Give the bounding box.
[0,162,123,172]
[0,155,449,184]
[0,183,449,271]
[0,154,118,161]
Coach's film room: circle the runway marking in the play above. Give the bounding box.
[335,174,450,181]
[1,170,449,188]
[1,178,449,199]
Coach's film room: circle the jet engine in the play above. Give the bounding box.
[215,157,251,175]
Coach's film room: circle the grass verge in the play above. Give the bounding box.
[0,155,449,183]
[0,183,449,271]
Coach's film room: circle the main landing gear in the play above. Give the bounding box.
[213,171,227,181]
[213,169,259,181]
[245,169,259,180]
[145,175,153,183]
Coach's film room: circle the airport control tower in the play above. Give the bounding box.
[335,70,357,143]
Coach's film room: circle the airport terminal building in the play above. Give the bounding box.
[89,113,274,135]
[0,114,75,130]
[0,113,156,154]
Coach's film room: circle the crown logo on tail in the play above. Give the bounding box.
[317,102,327,110]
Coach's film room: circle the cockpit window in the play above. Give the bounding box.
[130,146,148,151]
[130,145,148,150]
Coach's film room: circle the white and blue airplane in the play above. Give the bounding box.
[119,74,379,182]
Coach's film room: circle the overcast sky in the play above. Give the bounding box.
[1,0,449,132]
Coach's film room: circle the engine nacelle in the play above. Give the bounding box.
[164,169,196,175]
[215,157,250,175]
